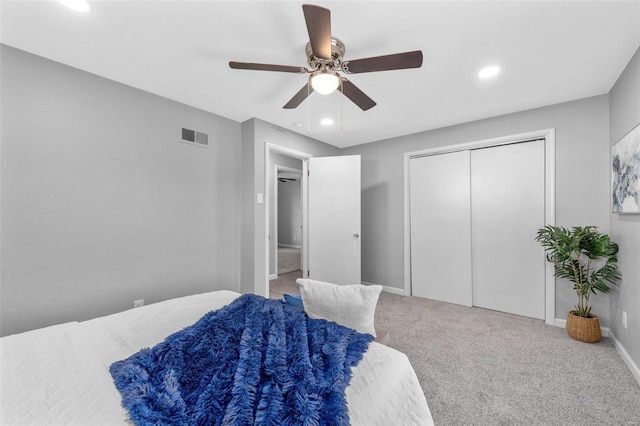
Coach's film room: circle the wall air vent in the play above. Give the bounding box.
[181,127,210,148]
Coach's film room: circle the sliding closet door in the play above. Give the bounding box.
[410,151,472,306]
[471,141,546,319]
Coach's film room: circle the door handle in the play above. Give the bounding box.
[353,233,360,239]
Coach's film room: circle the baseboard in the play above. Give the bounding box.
[278,244,301,249]
[269,274,277,280]
[609,331,640,387]
[554,318,640,386]
[383,286,406,296]
[362,281,406,296]
[554,318,610,337]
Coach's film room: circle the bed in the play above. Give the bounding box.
[0,290,433,425]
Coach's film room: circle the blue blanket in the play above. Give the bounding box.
[110,294,373,426]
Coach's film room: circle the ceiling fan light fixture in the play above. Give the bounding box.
[310,71,340,95]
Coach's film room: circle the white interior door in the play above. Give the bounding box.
[410,151,473,305]
[471,140,546,319]
[308,155,361,284]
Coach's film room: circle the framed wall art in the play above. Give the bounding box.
[612,122,640,213]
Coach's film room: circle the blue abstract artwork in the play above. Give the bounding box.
[612,123,640,213]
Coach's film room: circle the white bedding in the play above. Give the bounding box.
[0,290,433,425]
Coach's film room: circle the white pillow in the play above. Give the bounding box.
[296,278,382,337]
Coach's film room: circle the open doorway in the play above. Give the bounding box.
[264,144,362,298]
[265,144,311,299]
[274,166,303,277]
[269,166,304,300]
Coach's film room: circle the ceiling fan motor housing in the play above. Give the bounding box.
[306,37,345,71]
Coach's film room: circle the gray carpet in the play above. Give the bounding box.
[277,246,301,275]
[269,270,302,300]
[269,275,640,425]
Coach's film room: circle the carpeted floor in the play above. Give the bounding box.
[277,246,301,275]
[269,270,302,300]
[269,275,640,425]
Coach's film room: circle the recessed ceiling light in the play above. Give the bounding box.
[58,0,90,12]
[478,65,501,80]
[320,118,334,126]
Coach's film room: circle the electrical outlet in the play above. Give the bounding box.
[134,299,144,309]
[622,311,627,329]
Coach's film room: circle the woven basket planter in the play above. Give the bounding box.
[566,311,601,343]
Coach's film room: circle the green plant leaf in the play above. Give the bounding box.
[535,225,622,316]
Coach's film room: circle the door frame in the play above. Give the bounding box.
[403,128,556,325]
[272,165,303,280]
[265,143,312,296]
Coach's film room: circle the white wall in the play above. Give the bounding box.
[344,95,612,325]
[0,45,242,336]
[609,47,640,375]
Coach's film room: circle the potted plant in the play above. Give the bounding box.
[535,225,621,343]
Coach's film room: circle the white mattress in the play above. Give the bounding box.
[0,290,433,425]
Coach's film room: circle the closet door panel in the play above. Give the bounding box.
[410,152,472,306]
[471,141,546,319]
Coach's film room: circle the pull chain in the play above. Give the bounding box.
[340,79,344,135]
[307,82,311,134]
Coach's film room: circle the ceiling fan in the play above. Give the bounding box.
[229,4,423,111]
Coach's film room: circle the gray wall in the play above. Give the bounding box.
[344,95,612,325]
[0,45,242,336]
[278,179,302,247]
[240,120,257,295]
[609,47,640,373]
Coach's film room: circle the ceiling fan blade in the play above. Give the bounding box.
[283,83,314,109]
[229,61,308,74]
[342,50,423,74]
[302,4,332,61]
[340,78,376,111]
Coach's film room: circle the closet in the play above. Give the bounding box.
[409,138,547,320]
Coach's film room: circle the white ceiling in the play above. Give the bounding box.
[1,1,639,148]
